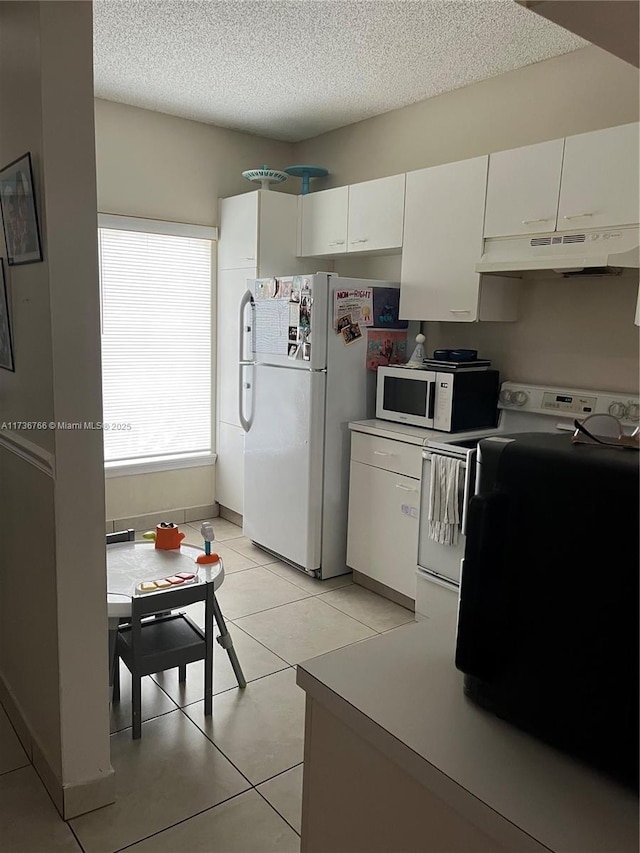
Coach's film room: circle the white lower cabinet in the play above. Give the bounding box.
[347,432,421,601]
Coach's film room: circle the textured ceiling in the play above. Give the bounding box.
[93,0,588,143]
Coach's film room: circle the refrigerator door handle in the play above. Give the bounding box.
[239,290,254,433]
[238,289,253,364]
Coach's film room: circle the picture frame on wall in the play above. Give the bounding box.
[0,260,15,371]
[0,152,42,266]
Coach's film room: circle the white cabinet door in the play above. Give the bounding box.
[347,174,405,252]
[483,139,564,237]
[300,186,348,256]
[218,192,259,270]
[400,157,488,322]
[257,190,305,275]
[216,422,244,515]
[558,123,640,230]
[347,460,420,600]
[217,267,256,427]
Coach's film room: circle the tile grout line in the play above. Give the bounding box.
[175,703,305,843]
[113,662,295,734]
[0,760,31,779]
[67,814,88,852]
[109,787,256,853]
[178,665,297,712]
[229,587,391,637]
[254,784,301,839]
[312,593,415,634]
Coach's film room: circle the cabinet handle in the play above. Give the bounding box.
[395,483,418,493]
[521,217,552,224]
[449,309,471,314]
[349,238,369,244]
[563,213,594,220]
[241,256,256,260]
[329,240,345,246]
[373,450,395,457]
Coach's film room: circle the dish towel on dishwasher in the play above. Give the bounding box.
[428,455,463,546]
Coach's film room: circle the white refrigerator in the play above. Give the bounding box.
[239,273,409,579]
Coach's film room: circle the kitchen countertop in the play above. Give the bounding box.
[349,418,502,447]
[296,613,638,853]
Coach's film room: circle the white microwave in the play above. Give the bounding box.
[375,366,500,432]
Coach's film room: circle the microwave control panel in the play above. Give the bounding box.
[541,392,597,415]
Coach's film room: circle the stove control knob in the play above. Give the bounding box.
[513,390,529,407]
[608,401,627,419]
[626,402,639,422]
[499,389,513,404]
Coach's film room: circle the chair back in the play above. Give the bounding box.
[106,528,135,545]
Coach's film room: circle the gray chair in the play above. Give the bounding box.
[115,578,215,739]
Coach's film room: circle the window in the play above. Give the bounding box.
[98,216,217,473]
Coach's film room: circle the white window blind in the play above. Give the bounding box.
[99,226,212,465]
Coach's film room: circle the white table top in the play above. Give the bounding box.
[297,614,638,853]
[106,541,224,618]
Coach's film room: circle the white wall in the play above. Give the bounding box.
[304,46,640,394]
[0,1,112,817]
[295,46,639,186]
[428,272,639,394]
[95,99,296,226]
[95,99,295,521]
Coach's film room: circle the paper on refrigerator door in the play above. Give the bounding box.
[333,288,373,330]
[253,299,290,355]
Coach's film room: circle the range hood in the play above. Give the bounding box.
[476,225,640,276]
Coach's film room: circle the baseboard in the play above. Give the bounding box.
[108,503,219,533]
[0,674,33,762]
[62,770,115,820]
[218,505,243,527]
[353,571,415,611]
[0,672,115,819]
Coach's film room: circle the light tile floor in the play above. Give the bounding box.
[0,519,414,853]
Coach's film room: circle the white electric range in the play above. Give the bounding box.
[416,381,640,621]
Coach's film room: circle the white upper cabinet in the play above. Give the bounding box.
[483,139,564,238]
[557,123,640,230]
[347,174,405,252]
[299,176,405,257]
[401,156,519,322]
[300,186,349,256]
[484,123,640,239]
[218,189,302,273]
[218,192,259,270]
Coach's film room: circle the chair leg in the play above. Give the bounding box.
[132,674,142,740]
[213,594,247,688]
[178,664,187,683]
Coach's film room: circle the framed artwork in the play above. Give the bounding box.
[0,152,42,266]
[0,260,15,371]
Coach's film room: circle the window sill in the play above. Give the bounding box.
[105,453,217,478]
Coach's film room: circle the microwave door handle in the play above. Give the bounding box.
[428,381,436,421]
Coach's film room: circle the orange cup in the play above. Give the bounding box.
[154,524,185,550]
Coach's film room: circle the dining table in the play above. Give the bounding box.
[106,540,244,698]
